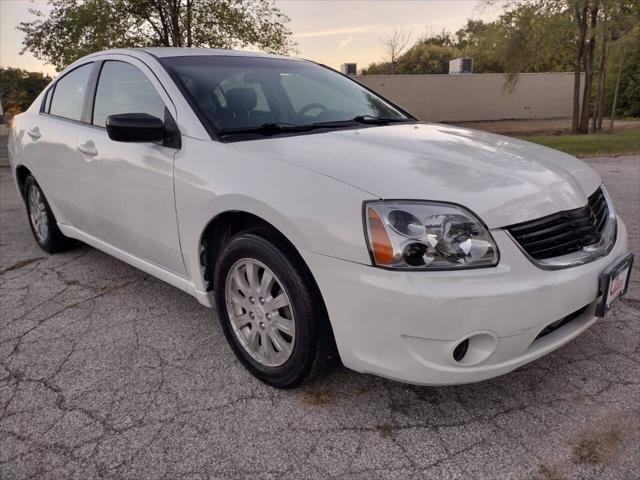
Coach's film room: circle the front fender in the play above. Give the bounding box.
[174,136,375,293]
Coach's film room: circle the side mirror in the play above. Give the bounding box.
[105,113,164,143]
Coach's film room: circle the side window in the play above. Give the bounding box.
[92,61,166,127]
[48,63,93,121]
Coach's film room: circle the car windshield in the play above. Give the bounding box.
[160,55,412,139]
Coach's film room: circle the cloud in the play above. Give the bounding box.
[337,35,353,50]
[292,22,437,40]
[293,25,384,39]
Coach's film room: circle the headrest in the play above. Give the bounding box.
[225,88,257,113]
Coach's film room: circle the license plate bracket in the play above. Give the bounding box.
[596,253,634,317]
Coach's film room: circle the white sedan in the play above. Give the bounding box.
[8,48,633,388]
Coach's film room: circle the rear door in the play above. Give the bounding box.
[22,62,94,226]
[72,56,186,276]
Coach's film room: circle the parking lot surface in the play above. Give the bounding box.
[1,154,639,480]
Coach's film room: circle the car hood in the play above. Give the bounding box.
[236,123,602,228]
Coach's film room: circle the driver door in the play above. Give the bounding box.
[72,57,186,276]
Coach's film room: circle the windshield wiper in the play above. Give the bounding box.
[219,122,316,136]
[219,116,412,138]
[309,116,410,128]
[351,115,410,125]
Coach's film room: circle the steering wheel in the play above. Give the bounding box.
[295,103,328,122]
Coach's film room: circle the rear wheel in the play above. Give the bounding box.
[213,230,336,388]
[24,175,74,253]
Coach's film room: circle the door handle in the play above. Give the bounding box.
[27,127,41,140]
[78,141,98,157]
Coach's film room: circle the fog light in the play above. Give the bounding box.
[449,333,497,366]
[452,339,469,362]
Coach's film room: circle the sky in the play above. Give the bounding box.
[0,0,504,75]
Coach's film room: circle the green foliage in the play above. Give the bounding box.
[361,62,393,75]
[361,0,639,122]
[362,5,577,77]
[606,26,640,116]
[397,42,463,75]
[454,20,504,74]
[361,37,462,75]
[18,0,294,72]
[363,0,638,78]
[473,5,576,77]
[0,68,52,117]
[522,128,640,156]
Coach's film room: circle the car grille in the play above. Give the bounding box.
[506,188,610,260]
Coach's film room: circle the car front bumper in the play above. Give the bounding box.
[302,219,630,385]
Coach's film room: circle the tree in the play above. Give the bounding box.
[571,1,590,133]
[608,25,640,127]
[609,39,629,129]
[360,0,639,132]
[593,17,609,131]
[419,29,456,47]
[594,0,639,130]
[455,20,505,73]
[363,31,461,75]
[0,68,52,118]
[360,61,393,75]
[463,4,576,89]
[362,41,461,76]
[397,42,462,74]
[381,26,412,75]
[483,0,638,133]
[18,0,294,72]
[579,2,599,133]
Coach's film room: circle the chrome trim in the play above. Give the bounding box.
[506,186,618,270]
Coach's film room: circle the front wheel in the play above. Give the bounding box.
[213,231,335,388]
[24,175,74,253]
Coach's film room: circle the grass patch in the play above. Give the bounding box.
[520,128,640,157]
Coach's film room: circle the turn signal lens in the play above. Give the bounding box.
[366,207,394,265]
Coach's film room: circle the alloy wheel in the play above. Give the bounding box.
[225,258,296,367]
[28,185,49,244]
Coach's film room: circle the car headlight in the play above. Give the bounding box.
[364,201,499,269]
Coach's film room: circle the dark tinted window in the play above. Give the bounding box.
[93,61,166,127]
[49,63,93,121]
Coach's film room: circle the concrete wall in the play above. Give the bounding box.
[355,73,579,122]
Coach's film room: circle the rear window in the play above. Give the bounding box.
[48,63,93,121]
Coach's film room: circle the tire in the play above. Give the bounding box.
[24,175,74,253]
[213,230,336,388]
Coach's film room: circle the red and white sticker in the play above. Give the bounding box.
[606,266,630,309]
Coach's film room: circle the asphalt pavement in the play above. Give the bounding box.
[1,146,639,480]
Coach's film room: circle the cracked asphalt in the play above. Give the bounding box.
[1,152,639,480]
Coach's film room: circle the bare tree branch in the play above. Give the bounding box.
[381,25,412,75]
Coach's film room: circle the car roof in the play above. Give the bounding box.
[138,47,296,60]
[77,47,309,69]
